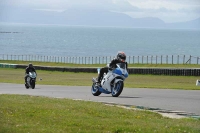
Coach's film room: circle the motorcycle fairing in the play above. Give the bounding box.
[29,72,36,78]
[101,71,115,92]
[101,67,125,93]
[98,86,111,94]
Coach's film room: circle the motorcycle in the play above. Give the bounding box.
[25,72,37,89]
[91,63,128,97]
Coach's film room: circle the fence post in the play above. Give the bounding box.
[177,55,179,64]
[172,55,173,64]
[151,56,153,64]
[166,55,168,64]
[189,55,191,64]
[78,57,79,64]
[197,57,199,64]
[161,55,162,64]
[183,55,185,64]
[133,56,134,64]
[156,55,157,64]
[147,56,148,64]
[142,56,143,64]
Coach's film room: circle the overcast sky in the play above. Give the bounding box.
[1,0,200,23]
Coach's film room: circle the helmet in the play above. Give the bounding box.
[28,63,33,68]
[117,51,126,62]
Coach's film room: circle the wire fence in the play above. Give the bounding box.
[0,54,199,65]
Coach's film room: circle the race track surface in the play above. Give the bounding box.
[0,83,200,117]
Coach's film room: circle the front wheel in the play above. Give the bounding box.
[25,83,29,89]
[31,80,35,89]
[112,81,124,97]
[91,83,101,96]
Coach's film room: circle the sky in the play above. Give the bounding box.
[1,0,200,23]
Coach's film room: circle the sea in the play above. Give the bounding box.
[0,23,200,58]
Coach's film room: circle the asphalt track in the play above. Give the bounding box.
[0,83,200,118]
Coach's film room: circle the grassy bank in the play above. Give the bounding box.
[0,68,200,90]
[0,94,199,133]
[1,60,200,68]
[1,60,200,90]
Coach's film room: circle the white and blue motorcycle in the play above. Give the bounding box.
[91,63,128,97]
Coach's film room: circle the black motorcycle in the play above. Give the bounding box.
[25,72,37,89]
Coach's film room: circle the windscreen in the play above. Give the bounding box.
[116,63,126,69]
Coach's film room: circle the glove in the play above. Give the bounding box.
[108,67,113,70]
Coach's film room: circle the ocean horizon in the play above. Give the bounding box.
[0,23,200,58]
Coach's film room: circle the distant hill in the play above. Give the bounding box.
[166,18,200,29]
[0,7,199,29]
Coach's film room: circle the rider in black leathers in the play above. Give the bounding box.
[97,51,128,83]
[25,63,37,84]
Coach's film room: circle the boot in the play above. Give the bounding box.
[97,75,101,83]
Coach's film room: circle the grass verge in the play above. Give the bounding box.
[1,60,200,68]
[0,68,200,90]
[0,94,200,133]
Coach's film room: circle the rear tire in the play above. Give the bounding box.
[112,81,124,97]
[91,83,101,96]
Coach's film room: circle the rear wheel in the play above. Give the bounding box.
[112,81,124,97]
[91,83,101,96]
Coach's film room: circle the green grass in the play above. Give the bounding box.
[1,60,200,90]
[1,60,200,68]
[0,68,200,90]
[1,61,200,132]
[0,94,200,133]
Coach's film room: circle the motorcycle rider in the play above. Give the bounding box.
[25,63,37,84]
[97,51,128,84]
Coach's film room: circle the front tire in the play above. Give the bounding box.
[25,83,29,89]
[31,80,35,89]
[112,81,124,97]
[91,83,101,96]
